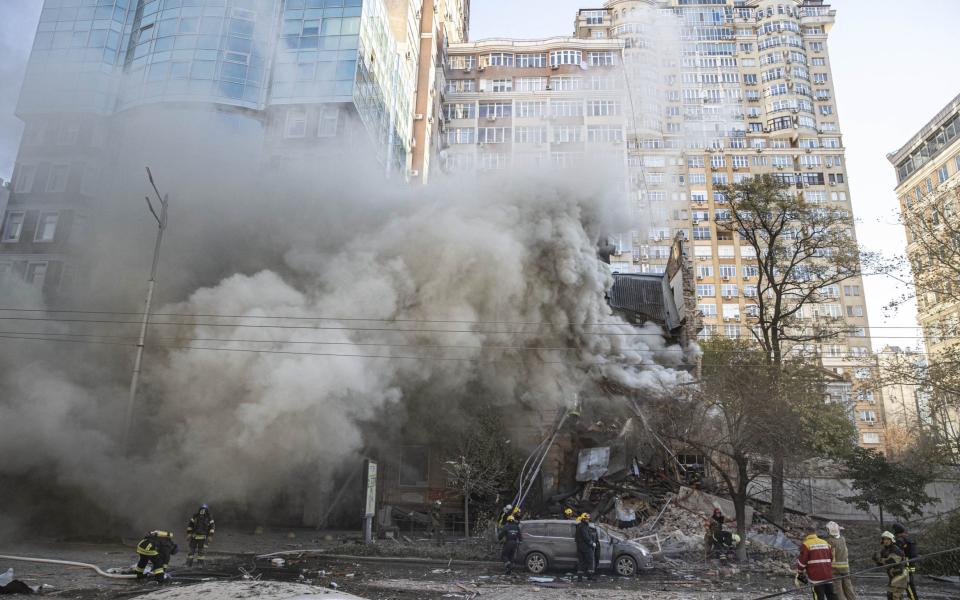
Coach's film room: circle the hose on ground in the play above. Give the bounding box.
[0,554,137,580]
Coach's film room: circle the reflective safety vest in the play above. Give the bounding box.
[797,534,833,583]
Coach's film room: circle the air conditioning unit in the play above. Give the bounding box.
[743,275,750,280]
[464,67,472,73]
[776,165,784,170]
[551,65,560,70]
[478,65,486,72]
[829,181,837,186]
[487,116,497,122]
[414,113,425,121]
[427,116,434,124]
[722,276,730,281]
[756,147,763,153]
[697,274,705,280]
[407,169,420,177]
[806,147,813,153]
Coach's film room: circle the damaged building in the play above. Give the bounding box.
[369,236,701,534]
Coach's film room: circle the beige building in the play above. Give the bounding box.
[887,92,960,447]
[438,36,627,173]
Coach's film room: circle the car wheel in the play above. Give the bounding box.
[525,551,548,574]
[614,555,637,577]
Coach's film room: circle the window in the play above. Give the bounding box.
[586,100,621,117]
[491,78,512,92]
[284,110,306,138]
[516,77,547,92]
[550,76,582,91]
[446,128,475,145]
[744,285,758,297]
[444,103,476,120]
[516,53,546,68]
[550,50,582,67]
[317,106,339,138]
[721,284,739,298]
[399,446,429,486]
[587,125,622,143]
[551,100,583,118]
[846,305,864,318]
[479,102,512,118]
[2,211,26,243]
[587,51,615,66]
[515,127,547,144]
[696,284,715,297]
[46,164,69,193]
[25,262,47,289]
[446,79,476,93]
[697,265,713,277]
[478,127,510,144]
[552,125,582,143]
[719,265,737,278]
[939,165,950,184]
[863,432,880,444]
[743,265,759,277]
[481,52,514,67]
[859,410,877,423]
[583,10,605,25]
[722,303,740,319]
[698,303,717,317]
[724,324,741,338]
[34,212,59,242]
[14,164,37,193]
[516,101,546,118]
[448,55,476,70]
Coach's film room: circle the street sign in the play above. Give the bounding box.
[364,460,377,518]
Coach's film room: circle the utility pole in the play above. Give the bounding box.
[121,167,168,453]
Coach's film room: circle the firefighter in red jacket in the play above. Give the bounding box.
[797,525,838,600]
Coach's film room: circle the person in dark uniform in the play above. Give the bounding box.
[134,531,178,583]
[892,524,919,600]
[575,513,596,582]
[185,503,215,567]
[498,515,522,574]
[430,500,444,546]
[874,531,909,600]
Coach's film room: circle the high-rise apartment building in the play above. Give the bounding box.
[1,0,469,293]
[439,37,627,174]
[434,0,881,447]
[888,92,960,445]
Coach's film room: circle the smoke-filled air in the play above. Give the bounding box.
[0,104,694,534]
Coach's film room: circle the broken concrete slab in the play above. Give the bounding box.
[675,487,754,527]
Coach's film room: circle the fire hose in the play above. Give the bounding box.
[0,554,137,580]
[749,545,960,600]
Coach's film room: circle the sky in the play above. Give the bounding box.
[472,0,960,352]
[0,0,957,351]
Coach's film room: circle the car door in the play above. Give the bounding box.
[594,526,614,570]
[544,522,577,568]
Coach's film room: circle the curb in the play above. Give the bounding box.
[207,549,501,568]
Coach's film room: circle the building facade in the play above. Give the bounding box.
[1,0,468,295]
[438,36,627,174]
[887,92,960,448]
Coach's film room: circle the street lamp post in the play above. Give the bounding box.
[120,167,169,453]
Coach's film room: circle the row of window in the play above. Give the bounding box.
[443,100,624,120]
[448,51,617,70]
[445,75,619,94]
[444,126,624,145]
[903,155,960,207]
[442,151,593,171]
[11,163,99,196]
[1,210,60,244]
[0,261,51,291]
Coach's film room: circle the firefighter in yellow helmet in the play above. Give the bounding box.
[564,507,575,519]
[574,513,596,582]
[134,531,178,583]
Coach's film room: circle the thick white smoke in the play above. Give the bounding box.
[0,160,693,531]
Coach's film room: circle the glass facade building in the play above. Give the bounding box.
[16,0,414,167]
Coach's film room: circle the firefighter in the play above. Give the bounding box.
[498,515,522,574]
[185,503,215,567]
[134,530,177,584]
[564,507,575,520]
[575,513,596,582]
[430,500,444,546]
[796,525,837,600]
[892,524,919,600]
[826,521,858,600]
[873,531,909,600]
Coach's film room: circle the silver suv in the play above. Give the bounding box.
[515,519,654,577]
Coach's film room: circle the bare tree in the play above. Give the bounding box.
[444,410,519,538]
[656,338,856,560]
[714,174,865,525]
